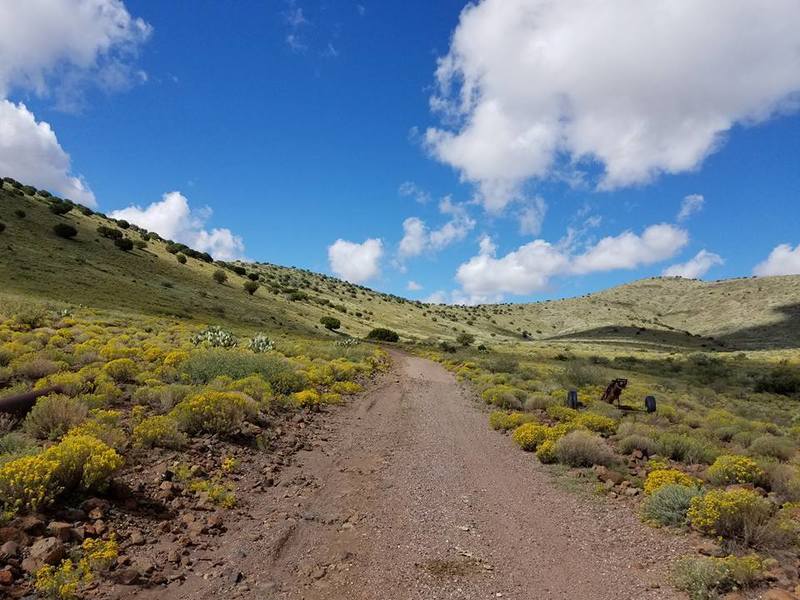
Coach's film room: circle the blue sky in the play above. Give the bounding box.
[1,0,799,304]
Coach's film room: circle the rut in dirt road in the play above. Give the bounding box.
[262,351,690,600]
[138,352,690,600]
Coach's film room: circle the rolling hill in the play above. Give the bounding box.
[1,178,799,351]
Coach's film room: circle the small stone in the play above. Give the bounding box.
[0,541,19,560]
[112,568,140,585]
[29,537,65,567]
[47,522,72,542]
[0,569,14,585]
[15,515,46,536]
[129,529,145,545]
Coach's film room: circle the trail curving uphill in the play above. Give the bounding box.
[144,352,689,600]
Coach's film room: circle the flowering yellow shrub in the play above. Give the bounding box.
[574,413,617,435]
[133,415,187,449]
[102,358,138,382]
[43,433,124,491]
[34,371,87,396]
[35,537,118,600]
[170,390,256,435]
[163,350,188,367]
[228,375,272,403]
[546,405,579,422]
[329,358,360,381]
[330,381,363,395]
[687,488,772,539]
[0,454,60,514]
[536,439,557,463]
[489,411,536,431]
[481,384,525,407]
[292,389,321,408]
[644,468,699,495]
[321,392,342,404]
[512,423,551,451]
[707,454,764,485]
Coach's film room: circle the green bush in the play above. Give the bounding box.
[617,434,660,456]
[182,349,305,393]
[243,280,259,295]
[748,435,795,462]
[481,384,526,409]
[14,209,25,218]
[53,223,78,239]
[213,269,228,284]
[176,253,187,264]
[456,333,475,347]
[320,316,341,331]
[24,394,89,440]
[641,484,701,527]
[115,219,130,229]
[97,225,122,240]
[658,433,718,464]
[170,391,257,435]
[49,201,72,215]
[366,328,399,342]
[687,488,773,544]
[554,430,617,467]
[754,364,800,396]
[114,237,134,251]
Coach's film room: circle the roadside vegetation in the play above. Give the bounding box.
[420,343,800,599]
[0,297,387,598]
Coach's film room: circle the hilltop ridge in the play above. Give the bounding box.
[1,177,799,350]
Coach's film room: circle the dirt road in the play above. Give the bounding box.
[141,352,689,600]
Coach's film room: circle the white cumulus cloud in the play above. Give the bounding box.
[753,244,800,276]
[571,224,688,274]
[0,0,150,205]
[328,238,383,283]
[518,196,547,236]
[0,100,96,206]
[398,197,475,260]
[454,223,688,303]
[407,280,423,291]
[0,0,152,107]
[678,194,705,222]
[109,191,246,260]
[426,0,800,210]
[663,249,723,279]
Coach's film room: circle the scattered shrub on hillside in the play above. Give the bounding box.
[618,434,660,456]
[456,333,475,347]
[176,253,187,264]
[366,328,399,342]
[0,222,5,234]
[212,269,228,284]
[330,381,362,395]
[0,454,59,514]
[115,219,130,229]
[49,200,73,216]
[687,488,772,544]
[659,433,718,465]
[707,455,764,486]
[34,537,119,600]
[114,237,134,251]
[15,357,61,379]
[554,430,617,467]
[524,395,555,411]
[641,484,702,527]
[133,415,187,449]
[754,364,800,396]
[14,209,25,218]
[190,326,238,348]
[53,223,78,239]
[561,361,605,387]
[97,225,122,240]
[102,357,138,382]
[44,432,123,492]
[760,461,800,502]
[170,390,257,435]
[748,435,795,462]
[320,316,341,331]
[243,280,259,295]
[247,333,274,353]
[574,412,617,435]
[24,394,88,440]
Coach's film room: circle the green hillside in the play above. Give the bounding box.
[1,178,799,350]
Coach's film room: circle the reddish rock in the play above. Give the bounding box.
[0,541,19,560]
[0,569,14,585]
[47,522,73,542]
[28,537,65,568]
